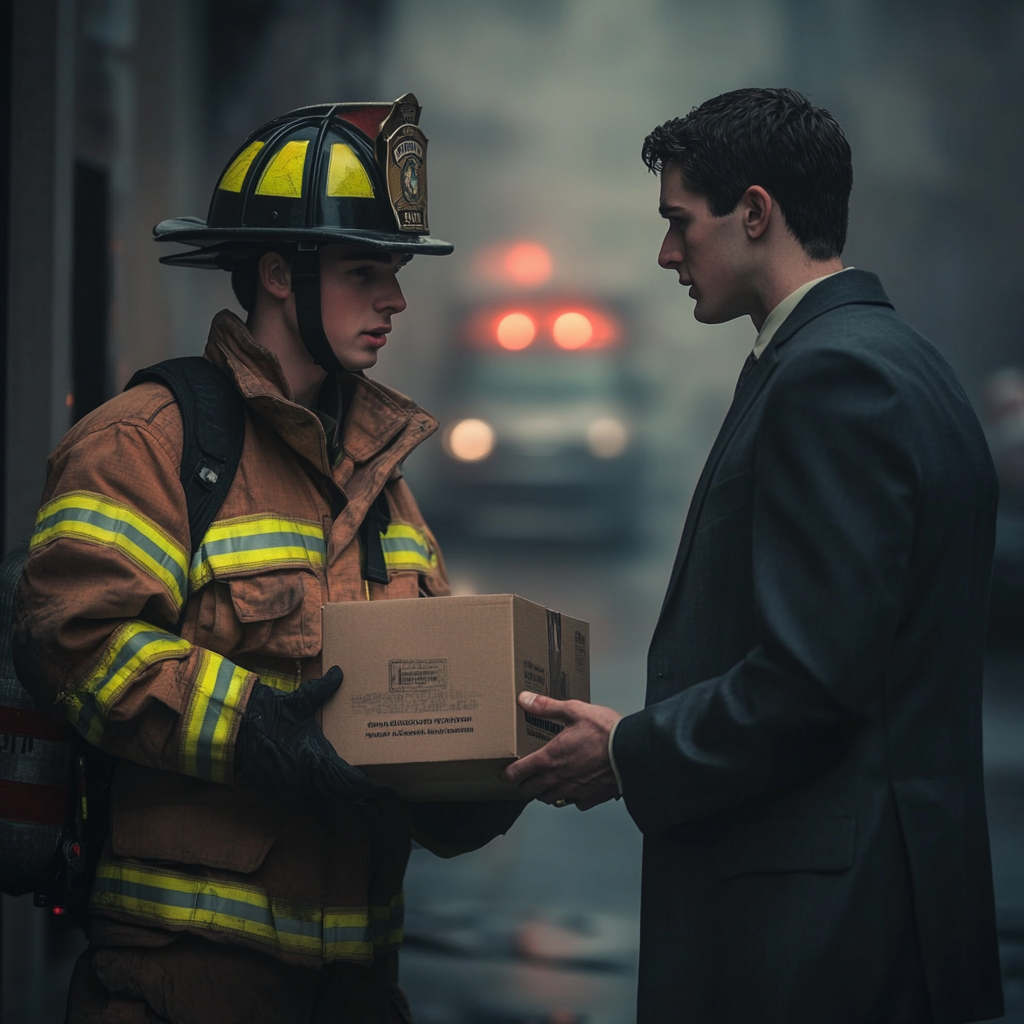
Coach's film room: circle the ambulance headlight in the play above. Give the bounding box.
[445,418,496,462]
[586,417,628,459]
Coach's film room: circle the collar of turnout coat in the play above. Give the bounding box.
[204,310,438,477]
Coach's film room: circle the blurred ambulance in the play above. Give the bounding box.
[431,295,642,545]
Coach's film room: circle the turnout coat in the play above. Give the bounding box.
[613,271,1004,1023]
[14,311,458,969]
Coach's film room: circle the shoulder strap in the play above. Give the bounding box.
[360,491,392,585]
[124,357,246,552]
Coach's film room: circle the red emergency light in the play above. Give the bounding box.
[472,240,553,288]
[465,303,620,352]
[495,312,536,350]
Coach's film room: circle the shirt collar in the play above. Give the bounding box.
[752,267,852,359]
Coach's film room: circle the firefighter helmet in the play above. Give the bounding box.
[154,94,452,372]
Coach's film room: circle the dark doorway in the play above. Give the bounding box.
[0,0,13,547]
[71,161,110,422]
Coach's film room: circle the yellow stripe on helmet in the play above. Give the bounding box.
[255,140,309,198]
[326,143,375,198]
[218,140,265,192]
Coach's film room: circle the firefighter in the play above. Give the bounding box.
[15,96,520,1023]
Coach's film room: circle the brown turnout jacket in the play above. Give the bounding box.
[15,311,450,968]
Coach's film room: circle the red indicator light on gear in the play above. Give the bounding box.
[552,311,594,349]
[496,312,536,350]
[51,906,67,916]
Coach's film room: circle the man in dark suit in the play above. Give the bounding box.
[503,87,1004,1023]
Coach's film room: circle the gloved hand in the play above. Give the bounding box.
[410,800,526,858]
[234,666,382,808]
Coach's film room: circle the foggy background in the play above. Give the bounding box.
[3,1,1023,1021]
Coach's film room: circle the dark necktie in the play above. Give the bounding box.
[734,352,758,398]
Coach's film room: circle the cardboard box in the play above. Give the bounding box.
[321,594,590,801]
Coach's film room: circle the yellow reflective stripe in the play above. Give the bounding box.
[380,522,437,573]
[32,491,188,610]
[180,650,250,783]
[218,140,265,192]
[68,622,191,744]
[189,515,326,590]
[373,926,404,950]
[255,139,308,198]
[371,892,405,950]
[326,143,375,197]
[90,860,395,962]
[324,908,376,959]
[254,665,303,693]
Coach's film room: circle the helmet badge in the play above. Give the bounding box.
[378,95,430,234]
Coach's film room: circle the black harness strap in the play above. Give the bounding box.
[125,358,247,553]
[127,356,389,587]
[292,242,348,374]
[361,492,392,585]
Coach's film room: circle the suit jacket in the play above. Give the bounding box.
[613,270,1004,1023]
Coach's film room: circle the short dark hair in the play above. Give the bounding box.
[642,87,852,260]
[230,260,261,313]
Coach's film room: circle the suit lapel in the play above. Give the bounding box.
[658,346,778,616]
[656,270,894,620]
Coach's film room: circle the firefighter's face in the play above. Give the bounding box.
[317,245,410,371]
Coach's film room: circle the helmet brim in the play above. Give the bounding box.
[154,217,454,267]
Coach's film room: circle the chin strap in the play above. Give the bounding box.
[291,242,349,374]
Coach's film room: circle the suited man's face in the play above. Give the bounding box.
[657,167,758,325]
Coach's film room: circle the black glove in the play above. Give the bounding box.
[234,666,382,808]
[410,800,526,859]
